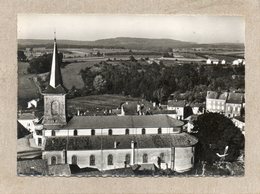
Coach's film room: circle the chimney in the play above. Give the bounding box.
[131,140,135,165]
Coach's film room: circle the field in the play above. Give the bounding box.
[18,62,40,99]
[67,94,146,114]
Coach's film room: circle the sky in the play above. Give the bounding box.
[17,14,245,44]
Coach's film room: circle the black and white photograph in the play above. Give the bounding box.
[17,14,245,177]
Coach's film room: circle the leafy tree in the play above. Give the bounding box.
[93,75,107,92]
[27,53,63,74]
[193,113,244,163]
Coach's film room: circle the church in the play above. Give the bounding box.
[39,37,198,173]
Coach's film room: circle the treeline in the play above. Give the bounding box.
[77,58,245,103]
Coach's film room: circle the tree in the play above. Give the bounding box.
[93,75,107,93]
[193,113,244,163]
[18,50,27,61]
[27,53,63,74]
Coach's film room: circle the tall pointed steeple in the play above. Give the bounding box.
[49,31,63,88]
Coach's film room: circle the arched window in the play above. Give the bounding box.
[142,128,146,135]
[91,129,95,136]
[143,153,148,163]
[108,129,113,136]
[51,130,55,136]
[51,156,57,165]
[51,101,59,115]
[90,155,95,166]
[125,154,130,164]
[125,128,129,135]
[158,127,162,134]
[107,154,113,165]
[72,155,77,165]
[160,153,165,163]
[74,129,78,136]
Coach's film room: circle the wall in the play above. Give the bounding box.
[43,94,67,126]
[44,127,182,137]
[43,146,195,173]
[225,103,242,117]
[206,98,225,113]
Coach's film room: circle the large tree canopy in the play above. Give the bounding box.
[193,113,244,163]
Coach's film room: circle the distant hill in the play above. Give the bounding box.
[18,37,244,51]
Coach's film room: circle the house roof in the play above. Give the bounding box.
[226,92,244,104]
[189,102,205,108]
[17,159,48,176]
[44,133,198,151]
[63,115,184,129]
[18,113,37,120]
[167,100,186,107]
[206,91,228,100]
[152,109,177,115]
[42,84,67,94]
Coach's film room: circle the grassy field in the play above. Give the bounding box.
[67,94,146,113]
[18,62,40,99]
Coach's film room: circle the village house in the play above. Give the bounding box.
[206,91,244,118]
[206,91,228,113]
[206,58,219,65]
[232,117,245,135]
[225,92,244,117]
[37,37,198,173]
[17,112,39,133]
[167,100,186,120]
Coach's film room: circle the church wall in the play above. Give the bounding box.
[44,127,181,137]
[43,146,195,172]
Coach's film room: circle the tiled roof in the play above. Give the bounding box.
[42,85,67,94]
[152,109,177,114]
[17,159,48,176]
[63,115,184,129]
[226,92,244,104]
[18,113,36,120]
[44,133,198,151]
[206,91,228,100]
[167,100,186,107]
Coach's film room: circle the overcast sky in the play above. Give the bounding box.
[17,14,245,44]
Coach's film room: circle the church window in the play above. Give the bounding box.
[107,154,113,165]
[90,155,95,166]
[72,155,77,165]
[125,154,130,165]
[51,101,59,115]
[158,128,162,134]
[142,128,146,135]
[108,129,113,136]
[125,128,129,135]
[91,129,95,136]
[143,153,148,163]
[51,130,56,136]
[73,129,78,136]
[51,156,57,165]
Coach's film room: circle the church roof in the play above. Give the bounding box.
[43,36,66,94]
[63,115,184,129]
[44,133,198,151]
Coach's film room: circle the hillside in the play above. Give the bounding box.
[18,37,244,51]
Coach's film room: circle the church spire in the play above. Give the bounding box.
[49,31,63,88]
